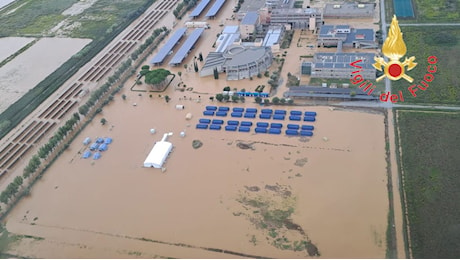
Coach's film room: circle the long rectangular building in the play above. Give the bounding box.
[150,28,187,65]
[307,52,376,80]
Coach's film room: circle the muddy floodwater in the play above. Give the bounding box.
[5,97,388,258]
[0,37,91,113]
[0,37,35,62]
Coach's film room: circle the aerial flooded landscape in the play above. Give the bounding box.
[0,0,459,259]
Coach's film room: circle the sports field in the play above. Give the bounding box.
[393,0,415,17]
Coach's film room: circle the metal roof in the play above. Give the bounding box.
[189,0,212,17]
[169,28,205,65]
[150,28,187,64]
[262,28,282,46]
[205,0,226,17]
[313,52,375,69]
[344,29,374,44]
[241,11,258,25]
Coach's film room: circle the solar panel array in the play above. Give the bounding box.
[150,28,187,64]
[205,0,226,17]
[169,28,205,65]
[189,0,212,17]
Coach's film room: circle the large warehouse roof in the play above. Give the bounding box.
[150,28,187,64]
[205,0,226,17]
[313,52,375,69]
[169,28,205,65]
[189,0,212,17]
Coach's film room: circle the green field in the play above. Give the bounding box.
[0,0,154,138]
[413,0,460,22]
[396,110,460,258]
[391,26,460,104]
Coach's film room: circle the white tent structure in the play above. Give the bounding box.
[143,133,173,168]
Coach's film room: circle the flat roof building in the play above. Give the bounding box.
[305,52,376,80]
[240,11,259,38]
[268,8,322,30]
[323,3,375,19]
[318,24,376,49]
[143,134,173,168]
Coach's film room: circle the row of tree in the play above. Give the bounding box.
[173,0,198,19]
[131,27,168,61]
[0,176,23,205]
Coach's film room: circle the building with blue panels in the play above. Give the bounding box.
[238,126,251,132]
[304,116,316,122]
[269,128,281,134]
[225,125,237,131]
[256,122,269,128]
[206,106,217,111]
[210,124,222,130]
[273,115,285,120]
[287,124,300,129]
[216,111,227,117]
[246,108,257,113]
[218,106,230,111]
[255,127,268,133]
[301,125,314,130]
[300,130,313,136]
[286,129,299,136]
[199,118,211,124]
[274,110,286,114]
[233,107,244,112]
[227,120,239,125]
[290,110,302,115]
[212,119,224,124]
[196,124,209,129]
[305,111,317,116]
[244,113,256,118]
[259,114,271,119]
[241,121,253,126]
[270,123,283,129]
[203,111,214,116]
[289,115,301,121]
[261,109,273,114]
[231,112,243,118]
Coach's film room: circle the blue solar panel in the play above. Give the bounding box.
[151,28,187,64]
[205,0,226,17]
[190,0,212,17]
[169,28,205,65]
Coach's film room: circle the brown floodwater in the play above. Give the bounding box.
[4,0,388,258]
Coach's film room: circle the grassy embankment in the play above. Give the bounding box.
[395,110,460,258]
[391,26,460,105]
[0,0,155,139]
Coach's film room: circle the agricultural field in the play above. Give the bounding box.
[395,110,460,258]
[391,26,460,105]
[413,0,460,22]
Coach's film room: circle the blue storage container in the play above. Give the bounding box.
[199,118,211,124]
[216,111,227,117]
[259,113,271,119]
[209,124,221,130]
[303,116,316,122]
[255,127,268,133]
[196,124,209,129]
[227,120,239,125]
[287,124,300,129]
[290,110,302,115]
[270,123,283,129]
[232,107,244,112]
[206,106,217,111]
[301,125,314,130]
[256,122,269,128]
[225,125,237,131]
[218,106,230,111]
[212,119,224,125]
[305,111,317,116]
[285,129,299,136]
[203,111,214,116]
[300,130,313,136]
[273,114,285,120]
[269,128,281,134]
[289,115,301,121]
[238,126,251,132]
[261,109,273,114]
[231,112,243,118]
[274,109,286,115]
[240,121,253,126]
[246,108,257,113]
[244,113,256,118]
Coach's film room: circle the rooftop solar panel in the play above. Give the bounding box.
[190,0,212,17]
[169,28,205,65]
[150,28,187,64]
[205,0,226,17]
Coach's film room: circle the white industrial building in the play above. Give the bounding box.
[143,133,173,168]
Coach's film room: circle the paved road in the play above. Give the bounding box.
[379,0,393,108]
[392,23,460,27]
[337,101,460,110]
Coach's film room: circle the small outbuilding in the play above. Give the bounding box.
[143,133,173,168]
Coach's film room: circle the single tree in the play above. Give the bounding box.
[264,99,270,105]
[122,94,127,100]
[255,96,262,103]
[287,99,294,105]
[213,67,219,79]
[178,71,182,80]
[194,61,199,72]
[231,95,239,102]
[280,98,286,104]
[216,94,224,102]
[198,52,203,62]
[165,95,171,103]
[100,118,107,125]
[223,94,230,101]
[272,97,280,104]
[223,86,231,91]
[183,64,188,70]
[239,96,245,103]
